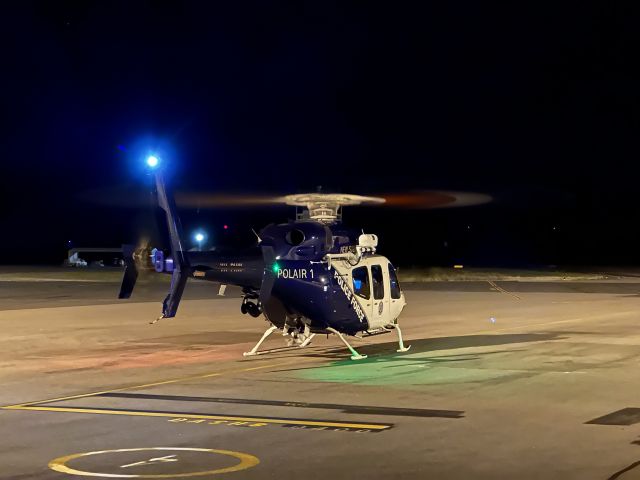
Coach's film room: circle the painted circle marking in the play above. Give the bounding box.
[48,447,259,478]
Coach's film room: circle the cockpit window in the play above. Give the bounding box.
[352,266,370,299]
[389,263,401,299]
[371,264,385,300]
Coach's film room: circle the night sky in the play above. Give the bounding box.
[2,2,640,267]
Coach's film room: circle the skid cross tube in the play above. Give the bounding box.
[395,324,411,353]
[243,325,279,357]
[327,327,367,360]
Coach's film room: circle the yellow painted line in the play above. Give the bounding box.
[49,447,259,478]
[2,360,302,409]
[7,405,392,430]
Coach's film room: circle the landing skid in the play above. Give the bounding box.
[243,323,410,360]
[243,325,316,357]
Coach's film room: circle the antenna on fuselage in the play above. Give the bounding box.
[251,228,262,244]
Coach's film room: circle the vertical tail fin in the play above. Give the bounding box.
[153,169,191,319]
[155,172,189,270]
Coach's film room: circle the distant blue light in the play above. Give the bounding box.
[353,279,362,290]
[195,233,204,242]
[146,155,159,168]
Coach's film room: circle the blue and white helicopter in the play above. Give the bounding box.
[120,156,466,360]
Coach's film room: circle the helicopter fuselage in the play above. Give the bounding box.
[152,220,406,336]
[118,167,409,358]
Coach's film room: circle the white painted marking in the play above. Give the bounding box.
[121,455,178,469]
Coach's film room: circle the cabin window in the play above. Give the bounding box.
[352,266,370,299]
[388,263,401,299]
[371,264,385,300]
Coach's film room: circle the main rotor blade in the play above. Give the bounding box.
[175,191,492,209]
[175,192,283,208]
[381,191,492,209]
[80,186,492,210]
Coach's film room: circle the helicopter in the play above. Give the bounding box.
[118,156,487,360]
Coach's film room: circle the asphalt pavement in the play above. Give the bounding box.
[2,271,640,479]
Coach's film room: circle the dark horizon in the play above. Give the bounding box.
[3,2,640,267]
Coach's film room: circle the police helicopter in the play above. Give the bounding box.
[119,155,487,360]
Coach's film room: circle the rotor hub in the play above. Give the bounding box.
[280,193,385,224]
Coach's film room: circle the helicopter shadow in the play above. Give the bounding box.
[269,331,568,366]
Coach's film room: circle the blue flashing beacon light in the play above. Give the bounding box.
[194,231,206,251]
[146,155,159,168]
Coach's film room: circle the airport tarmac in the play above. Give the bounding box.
[2,272,640,479]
